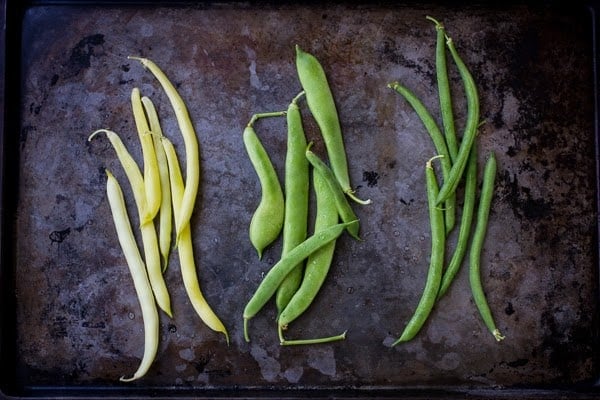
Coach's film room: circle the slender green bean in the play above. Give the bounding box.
[278,169,343,345]
[388,82,455,233]
[276,93,310,314]
[470,152,504,342]
[131,88,161,222]
[437,146,477,299]
[295,45,370,205]
[436,35,480,205]
[128,56,199,239]
[243,219,358,342]
[426,16,458,162]
[305,144,360,240]
[105,169,159,382]
[392,156,445,345]
[243,112,286,259]
[140,96,172,272]
[89,129,172,317]
[162,136,229,343]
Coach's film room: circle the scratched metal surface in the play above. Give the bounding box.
[11,2,598,394]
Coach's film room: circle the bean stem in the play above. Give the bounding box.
[89,129,172,317]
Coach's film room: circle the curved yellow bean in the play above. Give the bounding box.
[89,129,172,317]
[161,137,229,343]
[131,88,161,221]
[105,169,159,382]
[128,56,199,240]
[140,96,172,272]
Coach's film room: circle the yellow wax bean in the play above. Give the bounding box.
[131,88,161,221]
[128,56,199,240]
[105,169,159,382]
[161,137,229,343]
[141,96,172,272]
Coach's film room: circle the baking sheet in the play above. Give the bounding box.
[3,1,599,397]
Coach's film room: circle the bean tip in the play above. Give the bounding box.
[493,329,505,342]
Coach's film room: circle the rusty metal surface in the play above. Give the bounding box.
[10,2,598,394]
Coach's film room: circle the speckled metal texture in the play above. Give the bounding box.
[8,1,599,396]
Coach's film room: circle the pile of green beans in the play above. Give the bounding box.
[389,17,504,344]
[89,57,228,381]
[242,46,368,345]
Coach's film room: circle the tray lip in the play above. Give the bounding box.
[2,0,600,398]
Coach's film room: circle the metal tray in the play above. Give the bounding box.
[2,0,600,398]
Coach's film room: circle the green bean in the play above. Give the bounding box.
[295,45,370,205]
[243,219,358,342]
[305,144,360,240]
[388,82,455,233]
[140,96,172,272]
[162,136,229,343]
[131,88,162,222]
[392,156,445,345]
[437,146,477,299]
[278,169,343,345]
[435,35,480,205]
[104,169,159,382]
[89,129,172,317]
[275,93,310,314]
[128,56,199,240]
[469,152,504,342]
[426,16,458,162]
[243,112,286,259]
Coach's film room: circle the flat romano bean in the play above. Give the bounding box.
[426,16,458,162]
[295,45,370,205]
[243,219,358,342]
[243,112,286,259]
[387,82,455,233]
[437,146,478,299]
[105,169,159,382]
[162,136,229,343]
[305,144,360,240]
[435,35,480,205]
[128,56,199,240]
[140,96,172,272]
[278,169,344,345]
[89,129,172,317]
[469,152,504,342]
[131,87,161,222]
[392,156,445,345]
[276,93,310,314]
